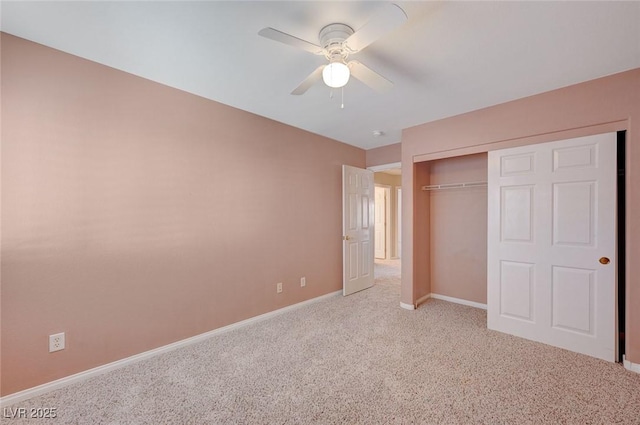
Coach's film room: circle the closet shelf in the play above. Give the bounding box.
[421,181,487,191]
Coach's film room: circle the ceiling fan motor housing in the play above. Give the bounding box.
[319,23,354,61]
[258,3,407,95]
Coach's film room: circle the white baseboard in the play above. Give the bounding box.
[623,355,640,374]
[430,293,487,310]
[0,290,342,407]
[402,293,486,310]
[400,302,415,310]
[416,293,431,307]
[402,294,431,310]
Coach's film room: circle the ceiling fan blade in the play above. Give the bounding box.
[345,3,408,52]
[258,27,324,55]
[291,65,325,95]
[349,61,393,92]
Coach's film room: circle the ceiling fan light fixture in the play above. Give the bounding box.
[322,61,350,88]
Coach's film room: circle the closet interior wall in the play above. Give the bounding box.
[428,153,488,304]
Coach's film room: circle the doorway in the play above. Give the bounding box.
[396,187,402,258]
[374,185,390,259]
[372,167,402,282]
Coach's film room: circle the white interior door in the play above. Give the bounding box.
[487,133,617,362]
[374,186,387,259]
[343,165,374,296]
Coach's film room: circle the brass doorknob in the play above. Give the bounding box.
[343,235,351,241]
[599,257,610,265]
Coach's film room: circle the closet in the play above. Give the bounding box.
[416,133,622,363]
[424,153,488,306]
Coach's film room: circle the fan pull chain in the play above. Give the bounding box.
[328,87,345,109]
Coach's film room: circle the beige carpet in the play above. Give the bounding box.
[6,260,640,424]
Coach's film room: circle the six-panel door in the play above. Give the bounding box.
[487,133,617,361]
[343,165,375,296]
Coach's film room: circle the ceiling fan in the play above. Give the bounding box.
[258,3,408,96]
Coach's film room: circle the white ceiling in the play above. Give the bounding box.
[2,1,639,150]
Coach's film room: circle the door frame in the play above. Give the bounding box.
[375,184,392,260]
[396,187,402,259]
[369,162,402,261]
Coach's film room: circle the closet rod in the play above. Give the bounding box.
[421,181,487,191]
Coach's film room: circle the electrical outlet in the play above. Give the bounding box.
[276,282,283,294]
[49,332,65,353]
[300,277,306,287]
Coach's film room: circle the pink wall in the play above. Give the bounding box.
[366,143,401,167]
[0,34,365,396]
[401,68,640,363]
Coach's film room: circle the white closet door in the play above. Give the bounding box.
[487,133,617,361]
